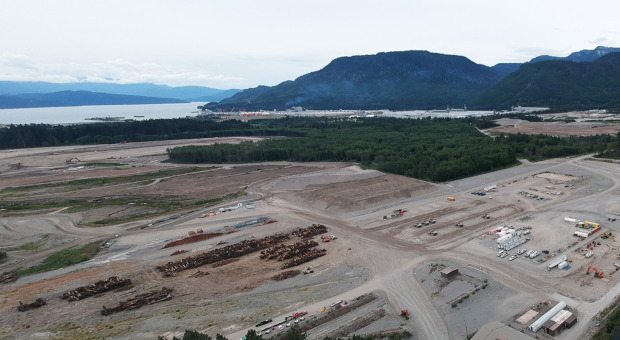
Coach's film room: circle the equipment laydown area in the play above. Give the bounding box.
[1,137,620,340]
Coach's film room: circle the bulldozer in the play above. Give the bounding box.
[400,310,409,320]
[587,266,604,278]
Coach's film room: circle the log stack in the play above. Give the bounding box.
[260,240,319,261]
[101,287,173,316]
[292,224,328,238]
[157,233,290,276]
[62,276,132,302]
[18,298,46,312]
[281,248,327,269]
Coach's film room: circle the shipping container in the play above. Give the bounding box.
[574,231,589,238]
[558,261,568,269]
[548,255,568,269]
[497,234,513,244]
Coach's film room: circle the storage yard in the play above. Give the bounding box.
[1,137,620,340]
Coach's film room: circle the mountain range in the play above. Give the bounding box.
[0,91,188,109]
[205,46,620,111]
[491,46,620,77]
[212,51,501,110]
[0,82,241,104]
[474,52,620,110]
[2,46,620,111]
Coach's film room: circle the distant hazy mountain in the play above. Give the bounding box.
[0,91,186,109]
[491,46,620,78]
[0,81,235,101]
[529,46,620,63]
[475,52,620,110]
[208,51,503,111]
[186,89,242,102]
[491,63,522,77]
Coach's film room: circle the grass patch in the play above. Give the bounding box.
[0,167,211,197]
[16,241,102,277]
[19,241,42,251]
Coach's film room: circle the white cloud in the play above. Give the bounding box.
[0,53,247,89]
[588,37,609,45]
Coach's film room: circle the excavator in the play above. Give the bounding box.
[587,266,604,278]
[400,310,409,320]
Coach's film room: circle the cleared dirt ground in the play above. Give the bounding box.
[488,119,620,137]
[1,138,620,340]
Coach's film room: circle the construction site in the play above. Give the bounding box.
[1,135,620,340]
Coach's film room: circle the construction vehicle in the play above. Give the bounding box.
[188,231,196,236]
[481,214,491,219]
[196,229,204,234]
[400,310,409,320]
[321,235,331,242]
[455,221,464,228]
[447,197,455,201]
[586,266,604,278]
[428,230,438,236]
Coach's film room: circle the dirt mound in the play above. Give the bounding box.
[281,174,437,214]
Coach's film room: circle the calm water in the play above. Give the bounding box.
[0,102,208,125]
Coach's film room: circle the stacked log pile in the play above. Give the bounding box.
[282,248,327,269]
[61,276,132,302]
[163,232,224,249]
[18,298,46,312]
[1,272,16,284]
[271,270,301,281]
[101,287,173,316]
[260,240,319,261]
[292,224,328,238]
[157,233,289,276]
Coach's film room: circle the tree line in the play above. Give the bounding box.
[0,118,304,149]
[167,117,618,182]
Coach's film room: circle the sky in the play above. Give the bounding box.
[0,0,618,89]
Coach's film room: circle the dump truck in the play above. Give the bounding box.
[447,197,456,201]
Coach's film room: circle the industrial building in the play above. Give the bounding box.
[440,267,459,279]
[541,309,578,336]
[471,321,536,340]
[529,301,567,332]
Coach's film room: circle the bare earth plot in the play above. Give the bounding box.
[1,137,620,340]
[488,120,620,137]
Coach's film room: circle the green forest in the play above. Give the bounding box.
[0,118,303,149]
[167,117,617,182]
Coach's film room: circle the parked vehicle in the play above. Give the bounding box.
[510,255,517,261]
[256,319,272,327]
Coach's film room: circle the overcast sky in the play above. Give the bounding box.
[0,0,618,89]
